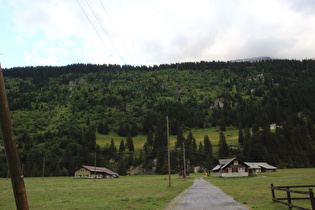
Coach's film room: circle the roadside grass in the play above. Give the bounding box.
[0,174,197,209]
[205,168,315,210]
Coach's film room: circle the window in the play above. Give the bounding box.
[233,160,238,165]
[238,168,244,172]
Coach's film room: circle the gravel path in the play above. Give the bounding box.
[165,178,248,210]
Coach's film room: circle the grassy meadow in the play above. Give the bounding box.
[96,126,239,154]
[205,168,315,210]
[0,174,197,209]
[1,169,314,209]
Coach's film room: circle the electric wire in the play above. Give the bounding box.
[75,0,109,50]
[99,0,133,64]
[84,0,126,64]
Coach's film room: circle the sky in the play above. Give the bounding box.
[0,0,315,68]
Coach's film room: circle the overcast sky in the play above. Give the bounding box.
[1,0,315,68]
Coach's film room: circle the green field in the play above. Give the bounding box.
[206,168,315,210]
[1,169,314,209]
[0,174,197,209]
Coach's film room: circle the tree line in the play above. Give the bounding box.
[0,59,314,177]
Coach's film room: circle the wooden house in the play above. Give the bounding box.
[245,162,277,174]
[74,165,119,179]
[212,157,249,178]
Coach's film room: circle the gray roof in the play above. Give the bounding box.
[82,165,118,175]
[245,162,277,170]
[219,158,234,165]
[212,165,221,171]
[245,162,261,169]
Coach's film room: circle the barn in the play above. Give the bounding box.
[245,162,277,174]
[212,157,250,178]
[74,165,119,179]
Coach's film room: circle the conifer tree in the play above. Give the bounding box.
[108,138,117,157]
[126,135,134,152]
[203,135,212,156]
[218,132,229,158]
[238,128,244,146]
[119,139,125,153]
[146,130,154,146]
[175,127,185,149]
[117,157,127,175]
[130,121,138,137]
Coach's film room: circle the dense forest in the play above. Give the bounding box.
[0,59,314,177]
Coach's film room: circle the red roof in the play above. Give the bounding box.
[82,165,117,175]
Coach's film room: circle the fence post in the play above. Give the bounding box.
[309,189,315,210]
[271,184,275,201]
[287,187,292,209]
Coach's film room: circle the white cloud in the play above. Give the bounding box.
[24,40,69,66]
[6,0,315,67]
[15,36,21,45]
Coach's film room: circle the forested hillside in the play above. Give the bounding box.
[0,59,314,177]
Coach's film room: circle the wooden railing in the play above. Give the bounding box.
[270,184,315,210]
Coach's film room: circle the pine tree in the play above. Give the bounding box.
[117,157,127,175]
[175,127,185,149]
[126,135,134,152]
[119,139,125,153]
[203,135,212,156]
[238,128,244,146]
[108,138,117,157]
[130,122,138,137]
[218,132,229,158]
[118,122,125,137]
[146,130,154,146]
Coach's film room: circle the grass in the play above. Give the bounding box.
[0,174,197,209]
[96,126,239,155]
[1,169,314,209]
[204,168,315,210]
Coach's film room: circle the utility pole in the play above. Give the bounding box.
[0,64,29,209]
[42,157,45,180]
[94,150,96,181]
[183,143,186,181]
[166,116,171,187]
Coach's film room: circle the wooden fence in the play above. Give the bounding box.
[270,184,315,210]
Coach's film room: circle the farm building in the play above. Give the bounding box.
[212,157,249,178]
[245,162,277,175]
[74,165,119,179]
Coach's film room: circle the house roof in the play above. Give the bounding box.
[245,162,277,170]
[212,165,221,171]
[82,165,117,175]
[245,162,261,169]
[219,158,234,165]
[218,157,250,170]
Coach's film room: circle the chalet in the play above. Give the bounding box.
[74,165,119,179]
[212,157,249,178]
[245,162,277,174]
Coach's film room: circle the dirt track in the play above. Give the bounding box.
[165,178,248,210]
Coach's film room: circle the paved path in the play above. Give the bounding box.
[165,178,248,210]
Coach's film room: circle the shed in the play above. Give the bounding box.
[74,165,119,179]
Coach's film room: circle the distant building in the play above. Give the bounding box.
[212,157,249,178]
[212,158,277,178]
[74,165,119,179]
[245,162,277,175]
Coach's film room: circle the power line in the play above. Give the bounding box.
[75,0,109,51]
[98,0,133,64]
[78,0,127,64]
